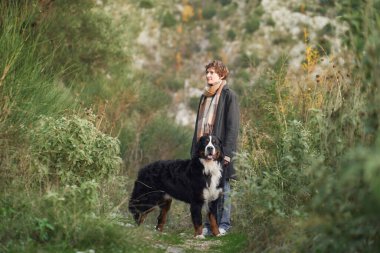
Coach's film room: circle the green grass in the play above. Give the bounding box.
[0,1,75,132]
[153,229,248,253]
[208,233,248,253]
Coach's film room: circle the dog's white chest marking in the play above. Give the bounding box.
[200,159,223,205]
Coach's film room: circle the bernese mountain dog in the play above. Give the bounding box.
[128,135,225,238]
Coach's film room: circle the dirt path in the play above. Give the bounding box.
[164,239,222,253]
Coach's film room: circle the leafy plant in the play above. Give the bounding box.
[140,114,192,163]
[31,114,121,185]
[161,11,177,28]
[37,0,129,83]
[139,0,154,9]
[33,218,55,242]
[300,138,380,252]
[219,0,232,6]
[227,29,236,41]
[202,5,217,20]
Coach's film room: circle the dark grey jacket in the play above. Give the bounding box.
[191,85,240,179]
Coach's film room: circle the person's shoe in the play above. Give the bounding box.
[218,227,228,236]
[202,227,211,236]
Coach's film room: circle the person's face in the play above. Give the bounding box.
[206,67,223,85]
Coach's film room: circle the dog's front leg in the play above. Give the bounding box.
[208,200,220,236]
[190,203,204,239]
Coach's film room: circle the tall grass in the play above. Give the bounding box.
[232,0,380,251]
[0,1,74,133]
[0,1,75,193]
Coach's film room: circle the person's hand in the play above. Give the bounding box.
[223,159,230,167]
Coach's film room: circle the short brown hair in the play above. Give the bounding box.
[205,60,229,80]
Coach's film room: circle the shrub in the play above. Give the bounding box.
[233,120,313,251]
[280,120,312,171]
[0,181,141,251]
[37,0,128,82]
[30,115,121,185]
[227,29,236,41]
[219,0,232,6]
[139,0,154,9]
[163,78,183,92]
[135,81,171,114]
[189,97,200,112]
[161,12,177,28]
[202,5,217,20]
[207,32,223,52]
[244,16,260,34]
[236,52,261,68]
[220,2,238,17]
[139,114,192,164]
[300,138,380,252]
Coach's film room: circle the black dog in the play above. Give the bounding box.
[128,135,225,238]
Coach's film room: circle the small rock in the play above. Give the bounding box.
[166,246,185,253]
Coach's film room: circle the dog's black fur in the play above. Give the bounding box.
[128,135,225,237]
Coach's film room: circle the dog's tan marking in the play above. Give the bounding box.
[194,224,203,237]
[156,198,172,232]
[208,212,220,236]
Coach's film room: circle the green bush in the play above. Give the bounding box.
[140,115,192,164]
[118,122,138,162]
[207,32,223,52]
[236,52,261,68]
[300,138,380,252]
[136,80,172,114]
[161,11,177,28]
[338,0,380,136]
[189,96,200,112]
[163,78,183,92]
[244,5,264,34]
[244,16,260,33]
[280,120,313,171]
[233,120,313,251]
[139,0,154,9]
[219,0,232,6]
[227,29,236,41]
[31,115,121,185]
[0,183,146,252]
[220,2,238,17]
[202,5,217,20]
[37,0,128,82]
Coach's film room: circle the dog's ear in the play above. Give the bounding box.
[219,145,225,162]
[195,141,200,158]
[214,135,222,145]
[213,135,225,161]
[195,136,205,158]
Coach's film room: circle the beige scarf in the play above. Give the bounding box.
[197,81,225,140]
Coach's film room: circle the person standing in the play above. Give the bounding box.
[190,60,240,235]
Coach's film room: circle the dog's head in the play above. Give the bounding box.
[197,135,224,161]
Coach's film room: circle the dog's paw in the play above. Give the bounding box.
[195,234,206,240]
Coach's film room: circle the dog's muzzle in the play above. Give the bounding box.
[205,146,216,160]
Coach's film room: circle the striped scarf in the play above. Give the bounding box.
[196,81,225,140]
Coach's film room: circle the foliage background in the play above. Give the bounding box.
[1,0,379,252]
